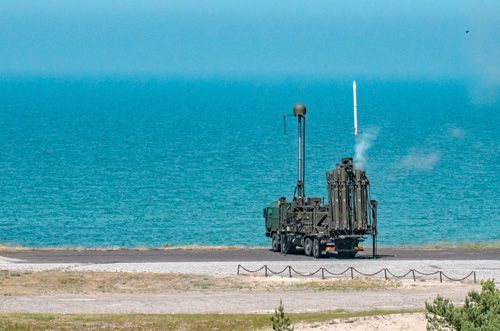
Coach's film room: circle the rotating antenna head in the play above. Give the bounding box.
[293,103,307,116]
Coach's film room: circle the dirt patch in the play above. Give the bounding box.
[0,270,399,295]
[295,312,427,331]
[246,275,399,291]
[0,245,30,252]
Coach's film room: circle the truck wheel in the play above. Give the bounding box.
[312,238,321,258]
[280,234,288,254]
[272,234,281,252]
[304,238,313,256]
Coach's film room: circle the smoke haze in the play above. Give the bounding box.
[400,149,441,170]
[354,128,379,170]
[448,127,465,139]
[464,4,500,105]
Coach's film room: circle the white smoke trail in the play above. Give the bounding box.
[354,128,379,170]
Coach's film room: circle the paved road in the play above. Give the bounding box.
[0,247,498,264]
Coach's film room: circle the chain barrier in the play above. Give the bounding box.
[267,266,290,275]
[236,265,477,283]
[323,267,352,277]
[441,270,476,282]
[385,268,414,279]
[289,267,323,277]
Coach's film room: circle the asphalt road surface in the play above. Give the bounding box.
[1,247,498,264]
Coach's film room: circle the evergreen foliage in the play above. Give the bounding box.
[271,299,294,331]
[425,279,500,330]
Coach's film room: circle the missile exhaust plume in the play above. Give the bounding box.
[354,127,379,170]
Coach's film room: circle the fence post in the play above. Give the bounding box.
[350,267,354,279]
[439,271,443,283]
[384,268,387,280]
[237,264,240,275]
[288,266,292,278]
[412,269,416,282]
[321,268,325,280]
[473,271,476,284]
[264,265,268,277]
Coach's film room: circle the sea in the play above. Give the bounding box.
[0,77,498,248]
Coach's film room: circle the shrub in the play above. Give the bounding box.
[271,299,294,331]
[425,279,500,330]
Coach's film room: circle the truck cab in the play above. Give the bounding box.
[263,200,280,238]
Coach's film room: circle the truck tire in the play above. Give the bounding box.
[312,238,321,258]
[280,234,288,254]
[272,233,281,252]
[304,237,313,256]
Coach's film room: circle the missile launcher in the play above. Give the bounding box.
[263,104,378,258]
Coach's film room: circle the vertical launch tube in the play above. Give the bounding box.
[353,81,358,136]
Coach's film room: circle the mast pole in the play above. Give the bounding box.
[293,103,307,197]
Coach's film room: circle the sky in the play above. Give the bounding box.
[0,1,499,80]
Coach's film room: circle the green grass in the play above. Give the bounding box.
[0,309,423,331]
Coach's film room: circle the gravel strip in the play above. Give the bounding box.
[0,259,498,281]
[0,286,474,314]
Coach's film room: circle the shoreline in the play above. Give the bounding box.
[1,241,499,252]
[1,246,499,265]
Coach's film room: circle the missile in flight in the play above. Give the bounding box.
[353,81,358,136]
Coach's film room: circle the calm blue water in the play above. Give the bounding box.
[0,77,498,247]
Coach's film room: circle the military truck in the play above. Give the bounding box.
[263,104,378,258]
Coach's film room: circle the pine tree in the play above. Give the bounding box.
[426,279,500,330]
[271,299,294,331]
